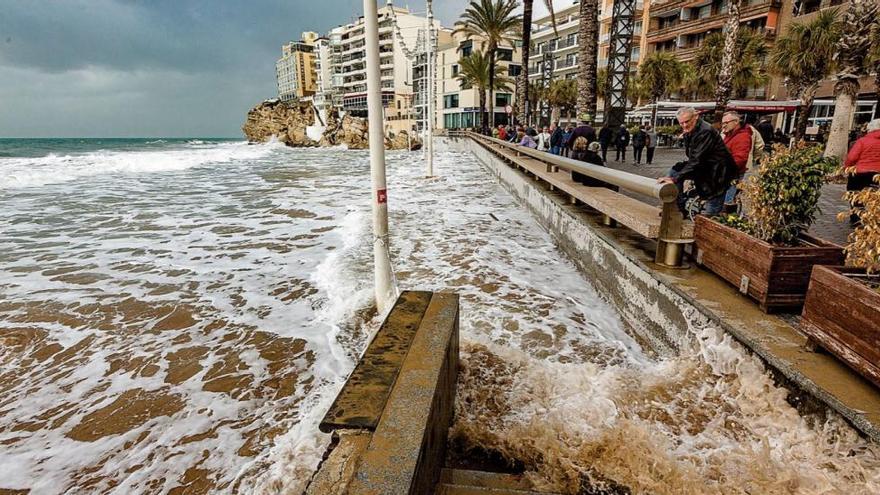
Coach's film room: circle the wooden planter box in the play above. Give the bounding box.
[801,266,880,388]
[693,216,845,312]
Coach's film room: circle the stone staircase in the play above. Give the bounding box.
[436,468,560,495]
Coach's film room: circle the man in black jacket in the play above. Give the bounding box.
[658,107,738,216]
[614,124,630,162]
[549,122,564,155]
[598,123,613,162]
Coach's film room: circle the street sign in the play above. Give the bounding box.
[505,105,512,114]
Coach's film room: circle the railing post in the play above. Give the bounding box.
[656,200,685,267]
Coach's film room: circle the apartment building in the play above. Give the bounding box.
[333,5,440,134]
[435,30,522,129]
[646,0,781,99]
[527,1,647,122]
[275,32,319,102]
[773,0,878,129]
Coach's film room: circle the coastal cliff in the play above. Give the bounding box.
[242,100,420,150]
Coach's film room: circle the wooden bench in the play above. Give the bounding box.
[488,143,694,242]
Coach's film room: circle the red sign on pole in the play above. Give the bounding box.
[377,189,387,204]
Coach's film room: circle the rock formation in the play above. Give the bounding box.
[244,100,422,151]
[242,99,317,147]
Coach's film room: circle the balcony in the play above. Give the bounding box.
[647,0,779,43]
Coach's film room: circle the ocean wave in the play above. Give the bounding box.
[0,141,268,190]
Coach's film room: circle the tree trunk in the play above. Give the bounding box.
[488,44,497,133]
[794,83,818,142]
[713,0,743,124]
[875,64,880,119]
[651,94,659,128]
[825,77,860,159]
[576,0,599,121]
[517,0,533,123]
[479,89,487,133]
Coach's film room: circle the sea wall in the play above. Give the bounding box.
[443,135,880,442]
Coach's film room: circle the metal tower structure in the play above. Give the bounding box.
[603,0,636,126]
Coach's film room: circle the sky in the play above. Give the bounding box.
[0,0,565,138]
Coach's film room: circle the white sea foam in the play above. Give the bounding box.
[0,141,272,190]
[1,142,878,495]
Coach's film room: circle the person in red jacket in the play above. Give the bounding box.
[844,118,880,223]
[721,111,753,210]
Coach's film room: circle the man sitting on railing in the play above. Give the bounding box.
[657,106,738,217]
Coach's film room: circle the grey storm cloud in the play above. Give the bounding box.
[0,0,471,137]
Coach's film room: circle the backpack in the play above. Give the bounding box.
[573,136,589,151]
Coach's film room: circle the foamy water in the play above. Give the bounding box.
[0,140,878,494]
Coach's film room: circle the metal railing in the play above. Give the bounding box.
[465,132,688,266]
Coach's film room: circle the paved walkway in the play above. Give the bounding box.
[597,147,852,246]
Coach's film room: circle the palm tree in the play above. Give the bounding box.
[455,0,521,133]
[869,19,880,119]
[516,0,556,123]
[688,30,769,101]
[457,50,514,129]
[547,78,577,121]
[713,0,745,123]
[638,51,689,126]
[576,0,600,121]
[824,0,879,159]
[770,10,841,141]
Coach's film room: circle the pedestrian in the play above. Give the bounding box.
[598,123,613,162]
[492,126,500,138]
[498,125,507,141]
[756,116,775,153]
[517,129,538,149]
[509,126,522,143]
[584,141,604,166]
[720,111,754,212]
[774,128,789,147]
[645,124,658,164]
[632,125,647,165]
[844,118,880,224]
[566,118,597,156]
[561,125,574,157]
[615,124,630,162]
[657,107,738,217]
[537,125,552,151]
[549,122,564,155]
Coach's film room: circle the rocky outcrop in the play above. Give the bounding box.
[242,99,317,147]
[320,112,369,149]
[244,100,423,151]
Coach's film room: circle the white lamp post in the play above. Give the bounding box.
[364,0,395,312]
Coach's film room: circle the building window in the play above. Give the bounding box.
[452,64,459,76]
[495,93,511,107]
[508,64,522,77]
[444,94,460,109]
[496,48,513,61]
[459,40,473,57]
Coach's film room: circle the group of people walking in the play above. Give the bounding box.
[495,121,659,166]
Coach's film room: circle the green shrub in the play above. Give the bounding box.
[717,143,838,245]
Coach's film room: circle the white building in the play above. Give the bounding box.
[333,5,440,133]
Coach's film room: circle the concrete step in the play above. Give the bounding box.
[436,468,561,495]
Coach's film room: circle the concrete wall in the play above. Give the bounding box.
[443,135,880,442]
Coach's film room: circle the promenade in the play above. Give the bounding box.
[602,146,853,246]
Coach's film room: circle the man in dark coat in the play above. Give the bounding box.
[566,119,597,154]
[614,124,630,162]
[549,122,564,155]
[632,125,647,165]
[598,123,613,162]
[658,107,738,216]
[756,116,775,153]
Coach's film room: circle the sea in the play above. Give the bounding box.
[0,137,878,494]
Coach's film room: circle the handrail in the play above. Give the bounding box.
[468,132,678,203]
[464,131,689,267]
